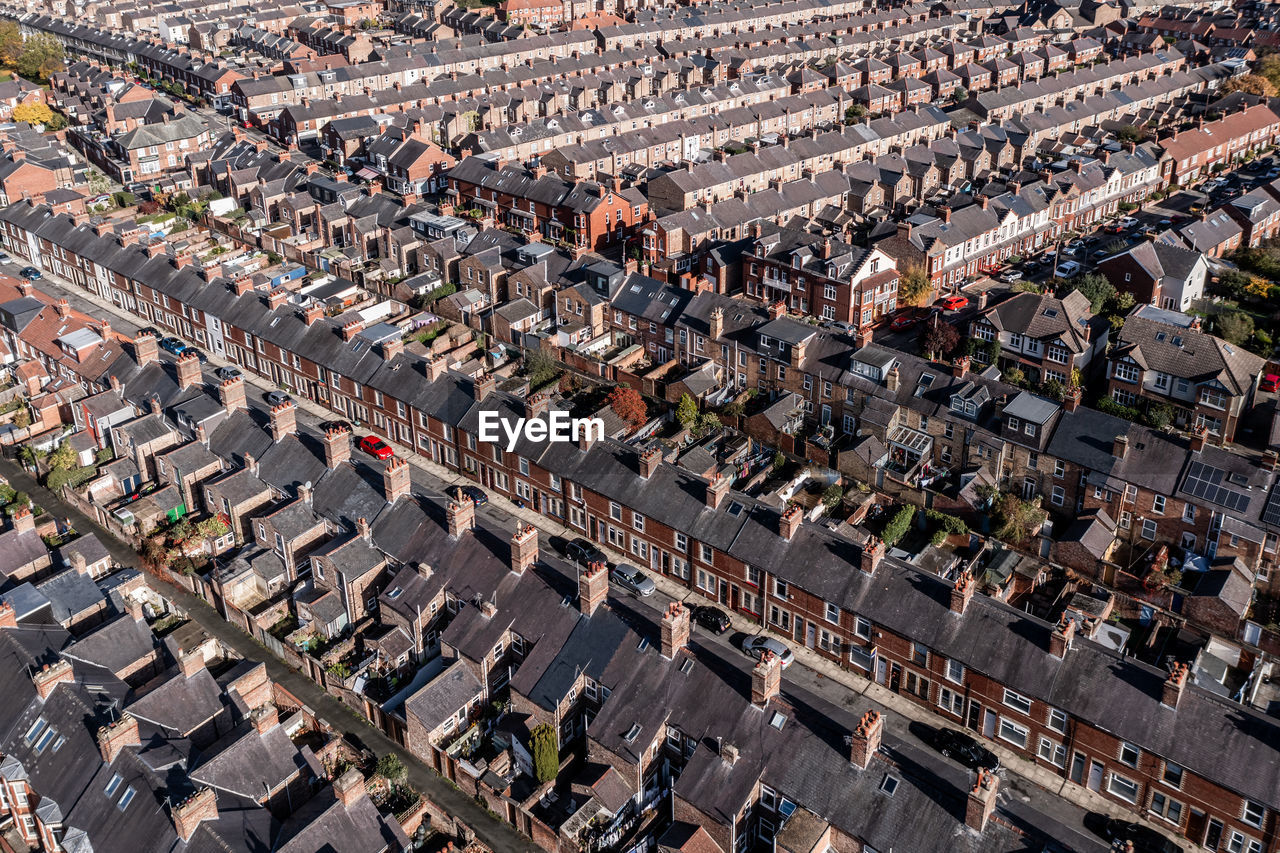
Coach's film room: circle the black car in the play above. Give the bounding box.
[691,605,731,634]
[320,419,352,433]
[565,537,607,567]
[1098,819,1179,853]
[449,484,488,506]
[930,728,1000,772]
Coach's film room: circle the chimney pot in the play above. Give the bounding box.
[966,768,999,832]
[578,561,608,616]
[1162,661,1189,709]
[750,651,783,706]
[323,427,352,468]
[447,499,475,538]
[849,710,883,769]
[950,570,974,614]
[860,536,884,575]
[33,659,74,700]
[510,524,538,574]
[1049,614,1076,658]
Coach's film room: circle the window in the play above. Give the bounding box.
[1162,762,1183,789]
[117,786,137,810]
[1047,708,1068,734]
[1119,742,1140,767]
[1141,518,1157,540]
[1107,773,1139,804]
[1243,800,1265,829]
[849,644,875,671]
[937,686,964,715]
[1038,737,1067,767]
[946,659,964,683]
[1227,832,1262,853]
[775,579,789,598]
[854,616,872,640]
[1150,792,1183,825]
[911,642,927,666]
[1003,689,1032,715]
[1054,460,1065,478]
[699,543,713,563]
[825,602,839,624]
[633,512,645,532]
[998,719,1029,749]
[1114,362,1139,383]
[104,774,123,797]
[1152,495,1165,515]
[1051,485,1065,506]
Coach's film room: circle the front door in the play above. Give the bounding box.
[875,658,887,685]
[967,702,982,732]
[1186,810,1208,848]
[888,664,902,693]
[982,709,996,738]
[1070,752,1086,785]
[1088,760,1104,792]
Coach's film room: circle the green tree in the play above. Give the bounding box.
[11,408,29,429]
[1216,309,1254,346]
[675,393,700,431]
[530,723,558,783]
[898,263,932,307]
[47,441,75,473]
[995,494,1047,547]
[15,34,63,82]
[1143,401,1174,429]
[822,484,844,510]
[376,752,406,783]
[525,349,559,388]
[882,505,915,547]
[0,21,21,68]
[949,86,968,104]
[1060,273,1115,312]
[844,104,867,124]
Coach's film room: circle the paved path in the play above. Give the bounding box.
[0,459,541,853]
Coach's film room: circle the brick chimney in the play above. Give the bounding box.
[323,427,351,468]
[706,472,730,509]
[510,523,538,574]
[885,366,900,393]
[1064,385,1081,411]
[340,319,363,342]
[383,456,410,503]
[333,768,366,808]
[1189,427,1207,452]
[1162,661,1189,709]
[303,303,323,326]
[447,499,474,538]
[751,650,783,707]
[780,503,802,540]
[176,351,202,389]
[1113,434,1128,459]
[172,788,218,842]
[849,710,883,769]
[709,306,725,340]
[252,703,279,734]
[33,659,75,700]
[267,289,287,311]
[382,337,404,360]
[0,601,14,628]
[1262,450,1278,472]
[524,391,550,420]
[13,507,34,535]
[220,376,246,413]
[98,713,140,764]
[966,768,999,832]
[135,332,159,367]
[472,372,495,401]
[639,446,661,479]
[178,647,205,678]
[860,536,884,576]
[1049,614,1075,659]
[660,601,691,659]
[69,550,88,575]
[953,354,969,378]
[356,517,371,541]
[578,561,608,616]
[269,401,297,441]
[951,570,974,614]
[426,356,447,381]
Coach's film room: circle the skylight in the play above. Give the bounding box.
[105,774,122,797]
[769,711,787,730]
[879,775,899,796]
[117,786,136,811]
[624,723,642,743]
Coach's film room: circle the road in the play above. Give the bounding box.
[0,459,542,853]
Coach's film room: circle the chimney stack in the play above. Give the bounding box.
[780,503,802,540]
[252,703,279,735]
[356,517,371,541]
[1049,614,1075,659]
[382,337,404,361]
[340,319,363,342]
[578,561,608,616]
[1162,661,1189,709]
[447,499,475,538]
[172,788,218,842]
[885,366,900,393]
[13,507,34,535]
[472,372,495,401]
[524,392,550,420]
[950,570,974,614]
[303,303,323,326]
[751,650,783,707]
[953,354,969,378]
[705,472,731,509]
[660,601,691,659]
[33,660,75,700]
[333,768,366,808]
[176,351,202,389]
[1262,450,1278,472]
[0,601,14,628]
[1189,427,1207,452]
[178,647,205,678]
[1113,434,1128,459]
[709,306,725,340]
[860,536,884,576]
[966,769,999,832]
[135,332,159,367]
[220,376,246,413]
[426,356,448,381]
[849,710,883,769]
[97,714,141,764]
[69,550,88,576]
[639,447,661,479]
[269,401,297,441]
[511,524,538,574]
[323,427,351,468]
[383,457,411,503]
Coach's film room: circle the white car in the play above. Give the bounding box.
[0,252,11,264]
[1055,260,1082,277]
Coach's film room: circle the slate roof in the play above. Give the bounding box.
[404,661,482,733]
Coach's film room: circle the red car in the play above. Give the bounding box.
[359,435,394,460]
[889,313,919,331]
[939,294,969,311]
[1262,374,1280,393]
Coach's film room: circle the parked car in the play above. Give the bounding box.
[319,419,352,433]
[187,348,208,364]
[216,366,241,381]
[565,537,608,567]
[0,252,12,264]
[889,313,920,331]
[930,728,1000,772]
[1055,260,1082,277]
[743,635,795,667]
[449,484,488,506]
[159,337,188,356]
[1118,217,1140,230]
[1262,374,1280,393]
[265,390,291,406]
[998,270,1024,283]
[610,564,656,596]
[358,435,393,459]
[1266,168,1280,180]
[691,605,731,634]
[1065,238,1087,251]
[1095,818,1179,853]
[18,266,41,280]
[939,294,969,311]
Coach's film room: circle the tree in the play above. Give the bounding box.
[608,385,647,428]
[0,21,21,68]
[1117,124,1147,144]
[1143,401,1174,429]
[530,723,558,783]
[821,484,844,510]
[46,441,75,473]
[696,412,721,435]
[11,102,52,126]
[15,34,63,83]
[1216,309,1254,346]
[844,104,867,124]
[995,493,1047,547]
[525,349,559,389]
[11,408,29,429]
[882,505,915,547]
[1061,273,1116,313]
[1262,54,1280,90]
[898,264,932,307]
[675,393,700,431]
[1222,74,1278,97]
[376,753,406,783]
[949,86,968,104]
[920,319,959,360]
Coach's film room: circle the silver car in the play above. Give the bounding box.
[610,564,656,596]
[743,635,795,668]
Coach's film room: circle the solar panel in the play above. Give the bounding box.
[1183,461,1251,513]
[1263,486,1280,528]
